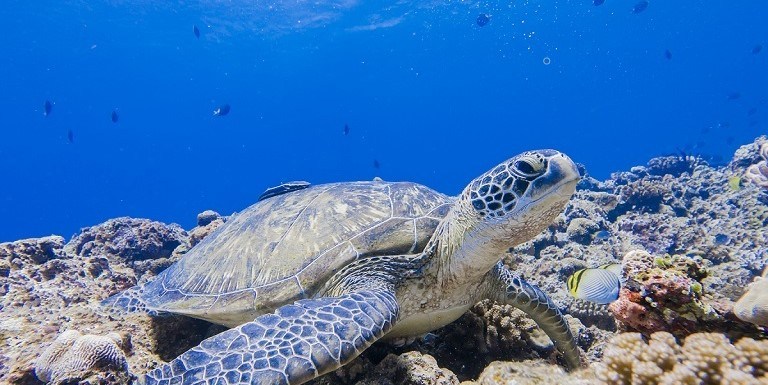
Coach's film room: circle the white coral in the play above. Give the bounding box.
[35,329,129,384]
[734,276,768,328]
[744,161,768,189]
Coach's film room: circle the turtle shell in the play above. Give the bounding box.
[137,181,452,327]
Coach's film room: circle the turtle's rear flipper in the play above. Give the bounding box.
[100,286,163,317]
[142,289,399,385]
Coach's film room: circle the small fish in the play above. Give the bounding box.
[664,49,672,60]
[111,110,119,123]
[748,107,758,116]
[566,264,622,304]
[749,120,759,127]
[258,181,311,201]
[67,129,74,143]
[476,14,491,27]
[631,0,649,13]
[193,25,200,39]
[728,175,741,190]
[717,121,730,129]
[593,0,605,6]
[593,230,611,241]
[343,124,350,135]
[753,44,762,54]
[213,104,230,116]
[44,100,52,116]
[727,92,741,100]
[373,159,381,169]
[714,233,730,245]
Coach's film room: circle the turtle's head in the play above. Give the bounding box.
[457,149,579,249]
[428,150,579,283]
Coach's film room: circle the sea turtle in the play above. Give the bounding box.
[103,149,582,385]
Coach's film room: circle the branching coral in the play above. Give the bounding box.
[595,332,768,385]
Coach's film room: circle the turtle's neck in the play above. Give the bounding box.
[419,198,508,286]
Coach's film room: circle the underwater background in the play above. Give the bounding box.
[1,0,766,242]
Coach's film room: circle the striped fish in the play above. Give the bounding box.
[566,264,622,304]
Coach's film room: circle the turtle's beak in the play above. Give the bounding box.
[527,151,580,203]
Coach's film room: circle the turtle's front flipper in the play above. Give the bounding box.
[142,290,399,385]
[483,261,582,370]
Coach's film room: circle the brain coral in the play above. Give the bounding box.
[745,161,768,189]
[35,329,131,384]
[595,331,768,385]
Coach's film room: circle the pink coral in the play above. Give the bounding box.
[608,250,726,336]
[609,289,666,333]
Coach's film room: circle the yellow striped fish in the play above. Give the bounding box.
[566,263,622,304]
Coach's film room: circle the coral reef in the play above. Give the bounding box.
[311,351,460,385]
[188,210,226,247]
[0,236,67,265]
[0,215,218,385]
[508,136,768,332]
[3,137,768,385]
[34,329,131,385]
[64,217,189,277]
[741,138,768,192]
[745,161,768,189]
[594,332,768,384]
[607,250,763,337]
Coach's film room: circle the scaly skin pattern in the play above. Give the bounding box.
[141,290,398,385]
[485,261,582,369]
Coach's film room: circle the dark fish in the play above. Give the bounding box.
[749,120,758,127]
[193,25,200,39]
[753,44,762,54]
[373,159,381,169]
[726,136,735,144]
[111,110,119,123]
[44,100,52,117]
[476,13,491,27]
[213,104,230,116]
[664,49,672,60]
[727,92,741,100]
[632,0,649,13]
[748,107,758,116]
[343,124,350,135]
[67,129,74,143]
[258,181,311,201]
[593,0,605,6]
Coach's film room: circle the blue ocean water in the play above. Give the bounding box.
[0,0,766,242]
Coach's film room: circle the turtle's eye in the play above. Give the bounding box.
[512,154,546,179]
[514,160,536,175]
